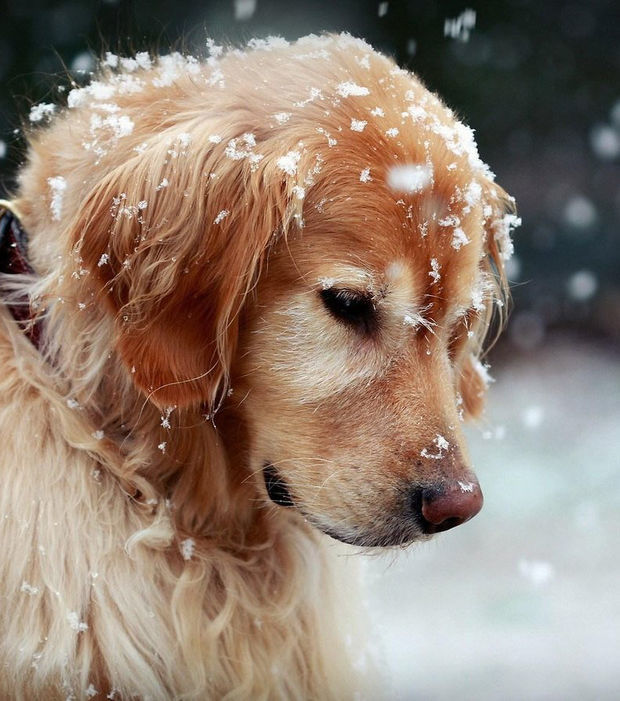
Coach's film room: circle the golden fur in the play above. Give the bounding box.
[0,34,515,699]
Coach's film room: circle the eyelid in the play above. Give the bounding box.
[321,285,373,299]
[319,286,379,334]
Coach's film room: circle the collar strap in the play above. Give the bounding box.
[0,199,43,349]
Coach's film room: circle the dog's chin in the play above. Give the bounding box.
[262,463,426,548]
[310,518,428,548]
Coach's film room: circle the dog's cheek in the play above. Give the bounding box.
[248,298,387,405]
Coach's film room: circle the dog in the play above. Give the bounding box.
[0,33,517,699]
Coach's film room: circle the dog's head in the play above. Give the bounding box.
[69,35,517,546]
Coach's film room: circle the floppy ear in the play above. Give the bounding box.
[72,124,299,408]
[458,354,490,419]
[457,180,517,420]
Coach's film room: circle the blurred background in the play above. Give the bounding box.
[1,1,618,699]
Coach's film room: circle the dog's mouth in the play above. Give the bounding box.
[262,462,425,547]
[263,463,295,507]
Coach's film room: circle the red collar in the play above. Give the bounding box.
[0,200,43,349]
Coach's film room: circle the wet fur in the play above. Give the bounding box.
[0,34,513,699]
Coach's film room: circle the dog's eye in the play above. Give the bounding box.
[320,288,377,333]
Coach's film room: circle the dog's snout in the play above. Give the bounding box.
[411,477,483,534]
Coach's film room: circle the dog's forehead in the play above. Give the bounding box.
[299,167,486,306]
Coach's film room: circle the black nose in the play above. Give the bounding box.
[411,478,483,534]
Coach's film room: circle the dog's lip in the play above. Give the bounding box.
[263,463,295,507]
[316,521,427,548]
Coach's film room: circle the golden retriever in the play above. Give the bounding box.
[0,33,517,699]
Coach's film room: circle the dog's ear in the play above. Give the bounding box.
[71,126,300,408]
[458,354,489,419]
[457,180,517,420]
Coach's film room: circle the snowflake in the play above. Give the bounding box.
[214,209,230,224]
[274,112,291,124]
[336,81,370,98]
[180,538,195,560]
[29,103,56,123]
[67,611,88,633]
[387,164,433,193]
[451,228,470,250]
[48,176,67,222]
[420,434,450,460]
[20,582,40,596]
[350,119,367,132]
[276,150,301,175]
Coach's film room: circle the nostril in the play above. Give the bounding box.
[411,479,483,534]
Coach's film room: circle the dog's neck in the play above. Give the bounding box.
[3,206,269,548]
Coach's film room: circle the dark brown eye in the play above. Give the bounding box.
[320,288,377,333]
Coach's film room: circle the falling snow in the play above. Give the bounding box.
[590,123,620,160]
[567,270,598,301]
[234,0,257,21]
[444,9,477,42]
[518,559,555,586]
[521,405,545,429]
[563,195,597,229]
[387,164,433,193]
